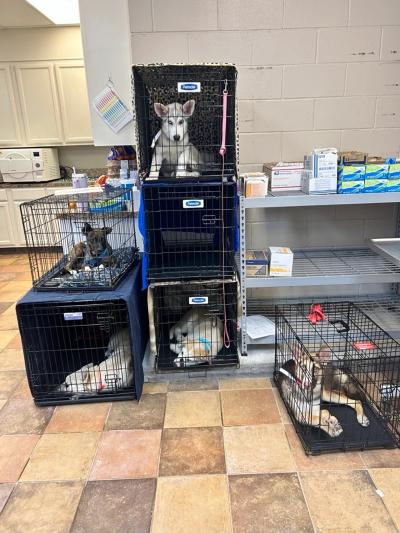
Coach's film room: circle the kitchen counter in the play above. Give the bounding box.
[0,168,105,188]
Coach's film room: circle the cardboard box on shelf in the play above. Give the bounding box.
[364,178,387,193]
[301,172,337,194]
[263,161,303,192]
[304,147,337,179]
[338,180,364,194]
[338,165,365,181]
[246,250,269,277]
[268,246,293,277]
[338,151,368,165]
[243,173,269,198]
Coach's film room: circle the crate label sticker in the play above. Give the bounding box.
[177,82,201,93]
[64,312,83,321]
[189,296,208,305]
[183,199,204,209]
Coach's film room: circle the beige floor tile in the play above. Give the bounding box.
[21,432,100,481]
[152,475,231,533]
[1,303,16,316]
[164,391,222,428]
[0,483,14,513]
[369,468,400,530]
[285,424,365,471]
[361,448,400,468]
[0,349,25,371]
[4,333,22,350]
[224,424,295,474]
[1,481,83,533]
[160,427,226,476]
[0,372,25,400]
[0,264,31,273]
[105,394,166,430]
[143,381,168,394]
[0,331,18,352]
[0,434,39,482]
[272,387,292,424]
[300,470,397,532]
[0,398,53,434]
[90,429,161,480]
[0,314,18,330]
[221,388,280,426]
[46,403,110,433]
[2,281,33,292]
[229,473,314,533]
[11,378,32,400]
[0,291,27,303]
[0,399,6,411]
[219,377,271,390]
[168,378,218,391]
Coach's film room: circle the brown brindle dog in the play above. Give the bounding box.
[64,222,114,273]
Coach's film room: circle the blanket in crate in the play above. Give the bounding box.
[43,247,139,289]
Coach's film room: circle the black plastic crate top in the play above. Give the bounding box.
[152,279,239,371]
[20,188,138,292]
[274,301,400,455]
[132,64,237,181]
[140,179,238,282]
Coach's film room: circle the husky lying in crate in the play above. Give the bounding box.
[277,344,370,437]
[150,100,203,178]
[58,328,133,394]
[169,308,223,367]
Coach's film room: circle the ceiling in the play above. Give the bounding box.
[0,0,75,28]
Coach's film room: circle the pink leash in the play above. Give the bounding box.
[220,80,230,348]
[219,87,228,157]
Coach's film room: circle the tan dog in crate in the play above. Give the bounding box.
[149,100,203,179]
[278,344,370,437]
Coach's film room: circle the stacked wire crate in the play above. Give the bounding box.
[133,64,240,371]
[17,188,148,405]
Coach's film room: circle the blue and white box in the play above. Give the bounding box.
[338,180,364,194]
[304,148,337,179]
[364,178,387,193]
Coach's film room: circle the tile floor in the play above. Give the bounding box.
[0,252,400,532]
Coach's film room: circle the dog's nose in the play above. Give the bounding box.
[173,134,180,141]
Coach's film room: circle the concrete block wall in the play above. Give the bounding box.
[129,0,400,298]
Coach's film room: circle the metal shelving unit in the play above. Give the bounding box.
[239,191,400,354]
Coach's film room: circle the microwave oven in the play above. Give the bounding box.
[0,148,60,183]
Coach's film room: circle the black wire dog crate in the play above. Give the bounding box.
[141,179,237,282]
[151,278,239,371]
[274,302,400,455]
[16,265,148,405]
[132,64,237,181]
[20,189,139,291]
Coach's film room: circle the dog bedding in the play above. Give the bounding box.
[41,247,139,289]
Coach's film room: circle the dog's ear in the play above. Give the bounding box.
[154,102,168,118]
[182,99,195,117]
[102,226,112,235]
[82,222,92,235]
[315,345,333,364]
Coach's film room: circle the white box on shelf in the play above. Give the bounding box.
[302,171,337,195]
[263,162,303,192]
[304,147,337,179]
[268,247,293,277]
[243,173,269,197]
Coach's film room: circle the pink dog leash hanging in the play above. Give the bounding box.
[219,80,228,157]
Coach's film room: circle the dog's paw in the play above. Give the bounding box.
[176,169,190,178]
[358,414,370,427]
[326,415,343,437]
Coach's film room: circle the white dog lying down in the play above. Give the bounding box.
[169,308,223,367]
[58,328,133,394]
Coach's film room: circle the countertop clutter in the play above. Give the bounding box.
[243,149,400,198]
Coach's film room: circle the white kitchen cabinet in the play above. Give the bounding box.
[10,188,48,247]
[55,61,93,144]
[0,65,24,147]
[14,63,64,146]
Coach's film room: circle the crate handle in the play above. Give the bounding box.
[202,214,217,225]
[330,319,350,333]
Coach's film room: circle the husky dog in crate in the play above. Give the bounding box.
[64,222,115,273]
[149,99,203,178]
[169,308,223,367]
[58,328,133,393]
[277,344,370,437]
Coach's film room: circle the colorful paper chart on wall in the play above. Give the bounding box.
[93,85,133,133]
